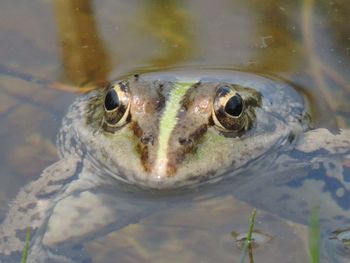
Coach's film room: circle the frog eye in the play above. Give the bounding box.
[212,85,245,132]
[224,94,243,117]
[105,89,119,111]
[103,81,130,132]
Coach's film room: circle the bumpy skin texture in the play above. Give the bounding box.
[0,156,81,262]
[58,71,308,188]
[0,70,349,262]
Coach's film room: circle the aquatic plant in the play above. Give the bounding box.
[240,208,257,263]
[21,227,31,263]
[309,208,320,263]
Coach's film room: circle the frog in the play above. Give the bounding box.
[0,69,349,263]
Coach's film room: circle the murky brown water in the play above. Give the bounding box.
[0,0,349,262]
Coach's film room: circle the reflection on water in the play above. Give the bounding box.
[0,0,349,262]
[53,0,193,85]
[140,0,193,67]
[319,0,350,57]
[302,0,349,128]
[245,0,301,73]
[54,0,111,85]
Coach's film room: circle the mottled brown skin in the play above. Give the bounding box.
[127,79,166,173]
[80,71,307,189]
[166,83,215,175]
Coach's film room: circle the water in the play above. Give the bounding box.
[0,0,349,262]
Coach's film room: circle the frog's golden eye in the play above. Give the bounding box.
[103,81,130,132]
[212,85,245,132]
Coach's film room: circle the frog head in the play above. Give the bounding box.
[61,71,307,189]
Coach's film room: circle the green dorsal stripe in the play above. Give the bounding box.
[156,82,194,162]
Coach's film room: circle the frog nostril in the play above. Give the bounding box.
[178,137,193,146]
[140,135,154,145]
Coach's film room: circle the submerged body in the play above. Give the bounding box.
[0,70,349,262]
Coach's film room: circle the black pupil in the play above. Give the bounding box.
[105,89,119,111]
[225,94,243,117]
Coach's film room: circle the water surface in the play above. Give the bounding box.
[0,0,349,262]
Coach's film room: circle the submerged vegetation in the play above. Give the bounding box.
[240,209,257,263]
[20,228,31,263]
[238,208,321,263]
[309,208,320,263]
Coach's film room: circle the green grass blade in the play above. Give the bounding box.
[240,208,257,263]
[20,227,31,263]
[309,207,320,263]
